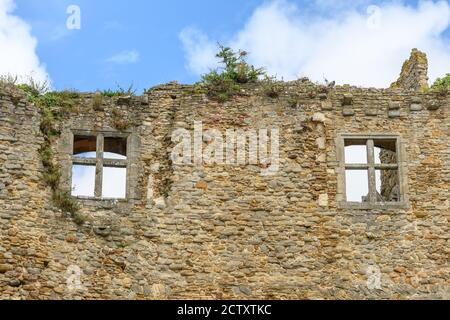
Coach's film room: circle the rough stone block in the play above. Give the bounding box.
[410,103,422,111]
[321,100,333,110]
[389,102,400,110]
[388,110,401,118]
[411,96,421,104]
[318,93,328,100]
[195,181,208,190]
[312,113,326,123]
[365,107,378,116]
[427,101,440,111]
[318,194,328,207]
[342,107,355,116]
[0,264,13,273]
[342,94,353,106]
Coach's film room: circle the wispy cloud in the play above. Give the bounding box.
[180,0,450,87]
[107,50,140,64]
[179,27,218,75]
[0,0,50,83]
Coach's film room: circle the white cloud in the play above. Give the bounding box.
[180,0,450,87]
[107,50,140,64]
[0,0,50,84]
[179,27,219,75]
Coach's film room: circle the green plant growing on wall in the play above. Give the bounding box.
[431,74,450,93]
[201,45,266,102]
[215,46,264,83]
[92,94,104,111]
[31,91,80,138]
[287,93,302,108]
[160,177,173,198]
[1,75,50,106]
[189,83,209,95]
[17,84,83,224]
[262,75,284,98]
[16,77,50,97]
[202,70,241,103]
[117,240,129,249]
[0,74,18,86]
[53,191,80,216]
[101,83,136,97]
[72,212,88,226]
[17,84,40,100]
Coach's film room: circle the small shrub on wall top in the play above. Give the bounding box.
[201,45,266,102]
[431,74,450,92]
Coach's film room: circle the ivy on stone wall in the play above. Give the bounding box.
[18,84,85,225]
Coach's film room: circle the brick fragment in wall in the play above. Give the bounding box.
[343,106,355,116]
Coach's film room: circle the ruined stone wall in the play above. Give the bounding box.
[391,49,429,91]
[0,78,449,300]
[379,149,399,201]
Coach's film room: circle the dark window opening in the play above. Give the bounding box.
[104,137,127,160]
[73,135,96,158]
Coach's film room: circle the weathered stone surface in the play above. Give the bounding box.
[388,110,401,118]
[389,102,400,110]
[364,107,378,116]
[0,51,448,300]
[318,194,328,207]
[342,107,355,116]
[342,94,353,106]
[391,48,429,91]
[427,101,440,111]
[0,264,12,273]
[321,100,333,111]
[195,181,208,190]
[410,103,423,111]
[312,113,326,123]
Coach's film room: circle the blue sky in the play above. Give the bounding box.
[13,0,262,92]
[3,0,450,93]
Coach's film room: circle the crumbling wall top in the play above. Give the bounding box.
[390,48,429,91]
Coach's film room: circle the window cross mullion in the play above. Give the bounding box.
[103,159,127,167]
[94,134,104,198]
[366,139,377,202]
[345,164,370,170]
[374,164,398,170]
[72,157,97,165]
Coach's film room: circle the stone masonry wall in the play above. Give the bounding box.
[391,48,429,91]
[0,59,449,300]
